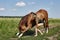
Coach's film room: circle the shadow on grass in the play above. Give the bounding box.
[23,30,35,36]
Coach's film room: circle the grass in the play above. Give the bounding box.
[0,18,60,40]
[0,18,20,40]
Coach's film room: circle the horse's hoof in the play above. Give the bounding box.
[18,33,23,38]
[41,33,43,35]
[34,35,37,37]
[16,33,19,36]
[46,30,48,33]
[18,36,21,38]
[46,31,48,33]
[43,31,45,33]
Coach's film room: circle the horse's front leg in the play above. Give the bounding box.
[18,33,23,38]
[46,27,48,33]
[34,27,38,37]
[16,32,20,36]
[34,27,43,37]
[34,23,43,37]
[37,29,43,35]
[44,21,49,33]
[37,23,43,35]
[44,18,49,33]
[16,32,23,38]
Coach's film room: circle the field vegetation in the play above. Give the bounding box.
[0,18,60,40]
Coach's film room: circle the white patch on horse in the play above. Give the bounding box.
[37,29,43,35]
[16,32,19,36]
[46,28,48,33]
[18,33,23,38]
[38,23,43,26]
[34,28,38,37]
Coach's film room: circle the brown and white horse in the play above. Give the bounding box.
[16,12,41,38]
[16,9,49,38]
[34,9,49,36]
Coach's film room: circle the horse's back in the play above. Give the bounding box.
[36,9,48,19]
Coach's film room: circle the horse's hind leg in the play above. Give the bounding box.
[44,19,49,33]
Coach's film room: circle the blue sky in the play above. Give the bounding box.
[0,0,60,18]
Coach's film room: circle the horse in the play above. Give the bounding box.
[16,9,49,38]
[34,9,49,36]
[16,12,43,38]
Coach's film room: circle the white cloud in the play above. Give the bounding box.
[16,1,26,7]
[0,8,5,11]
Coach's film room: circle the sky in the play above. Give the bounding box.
[0,0,60,18]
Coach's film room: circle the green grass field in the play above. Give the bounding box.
[0,18,60,40]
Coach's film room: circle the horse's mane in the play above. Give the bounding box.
[19,12,35,25]
[21,12,35,21]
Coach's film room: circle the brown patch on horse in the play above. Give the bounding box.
[18,12,36,33]
[35,9,49,33]
[17,12,37,38]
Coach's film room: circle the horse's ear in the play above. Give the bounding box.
[31,12,36,15]
[33,13,37,18]
[30,12,34,13]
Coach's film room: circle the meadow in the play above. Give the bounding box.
[0,18,60,40]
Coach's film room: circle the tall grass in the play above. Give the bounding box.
[0,18,20,40]
[49,18,60,23]
[0,18,60,40]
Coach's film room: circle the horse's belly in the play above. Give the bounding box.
[31,20,36,27]
[38,19,44,23]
